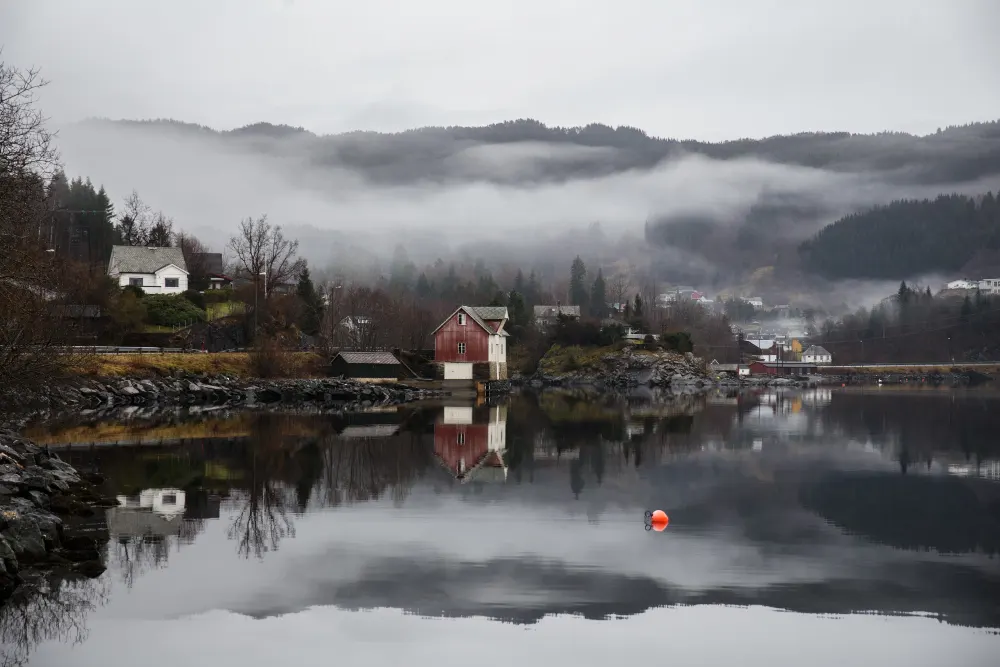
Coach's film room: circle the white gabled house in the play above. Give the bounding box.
[802,345,833,364]
[108,246,189,294]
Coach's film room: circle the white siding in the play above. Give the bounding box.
[114,264,188,294]
[488,335,507,363]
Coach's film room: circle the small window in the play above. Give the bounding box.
[164,278,179,288]
[457,313,466,326]
[161,494,177,505]
[458,342,466,355]
[457,432,465,445]
[128,277,143,287]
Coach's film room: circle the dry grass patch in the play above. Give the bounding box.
[70,352,326,379]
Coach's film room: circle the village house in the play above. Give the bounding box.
[802,345,833,364]
[947,279,978,290]
[194,252,232,289]
[533,304,581,329]
[108,246,188,294]
[432,306,509,380]
[979,278,1000,295]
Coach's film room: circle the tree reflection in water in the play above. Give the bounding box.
[0,575,109,667]
[227,415,298,559]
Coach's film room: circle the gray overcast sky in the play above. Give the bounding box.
[2,0,998,140]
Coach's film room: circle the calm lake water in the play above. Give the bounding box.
[5,387,1000,666]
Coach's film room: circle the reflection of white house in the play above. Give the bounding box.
[108,488,188,540]
[116,488,187,518]
[108,246,188,294]
[802,345,832,364]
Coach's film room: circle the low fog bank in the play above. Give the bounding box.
[55,119,1000,309]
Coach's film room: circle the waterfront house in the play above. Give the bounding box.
[108,246,188,294]
[432,306,509,380]
[802,345,833,364]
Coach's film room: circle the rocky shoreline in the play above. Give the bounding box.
[7,375,446,416]
[0,429,113,603]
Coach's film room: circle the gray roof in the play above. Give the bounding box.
[432,306,509,336]
[471,306,508,322]
[334,351,401,365]
[196,252,224,275]
[534,305,581,318]
[803,345,831,356]
[108,246,188,275]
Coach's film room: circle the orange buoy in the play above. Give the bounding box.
[650,509,669,532]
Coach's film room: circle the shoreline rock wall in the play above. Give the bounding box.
[5,375,446,416]
[0,430,112,603]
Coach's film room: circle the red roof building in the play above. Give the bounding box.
[432,306,509,380]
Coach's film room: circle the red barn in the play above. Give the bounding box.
[433,405,508,482]
[432,306,509,380]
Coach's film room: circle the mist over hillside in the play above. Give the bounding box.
[56,117,1000,308]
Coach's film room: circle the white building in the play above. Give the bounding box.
[108,246,188,294]
[802,345,833,364]
[979,278,1000,295]
[947,279,978,290]
[742,296,764,308]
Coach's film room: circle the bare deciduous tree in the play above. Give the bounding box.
[0,58,82,397]
[228,215,304,295]
[116,190,151,246]
[146,211,174,247]
[608,273,631,314]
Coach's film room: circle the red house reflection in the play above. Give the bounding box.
[434,405,508,482]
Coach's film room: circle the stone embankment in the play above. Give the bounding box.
[523,346,718,390]
[0,429,112,603]
[7,375,444,414]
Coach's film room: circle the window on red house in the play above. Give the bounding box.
[458,342,466,354]
[458,313,466,325]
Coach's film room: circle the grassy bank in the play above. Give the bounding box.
[69,352,327,379]
[537,344,629,375]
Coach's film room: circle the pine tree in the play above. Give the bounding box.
[569,256,589,311]
[633,294,644,318]
[508,291,528,327]
[590,269,606,318]
[296,265,323,335]
[415,272,433,299]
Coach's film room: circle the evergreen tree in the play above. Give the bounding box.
[295,265,324,335]
[897,281,910,306]
[569,256,589,311]
[590,269,606,318]
[508,291,528,327]
[526,271,541,306]
[513,269,526,296]
[415,272,433,299]
[633,293,644,318]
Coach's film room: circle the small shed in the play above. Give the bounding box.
[330,351,402,381]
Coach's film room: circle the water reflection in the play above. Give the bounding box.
[8,387,1000,665]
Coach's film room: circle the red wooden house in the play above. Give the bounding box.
[433,405,508,483]
[431,306,509,380]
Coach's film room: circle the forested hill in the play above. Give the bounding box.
[799,193,1000,280]
[74,117,1000,186]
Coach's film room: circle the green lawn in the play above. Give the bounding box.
[207,301,246,320]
